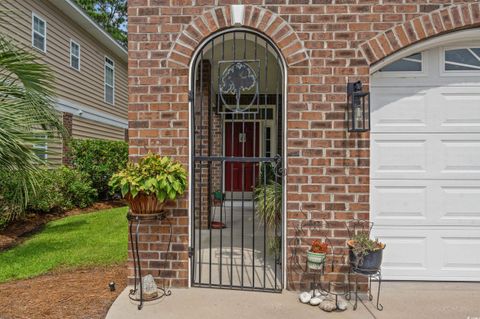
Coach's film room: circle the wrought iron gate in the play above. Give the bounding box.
[190,30,284,292]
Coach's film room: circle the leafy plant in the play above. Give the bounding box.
[109,152,187,202]
[0,35,67,222]
[68,139,128,199]
[254,182,282,255]
[28,167,97,212]
[349,233,383,258]
[310,240,328,254]
[254,182,281,228]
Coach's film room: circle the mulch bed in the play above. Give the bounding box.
[0,264,128,319]
[0,200,126,251]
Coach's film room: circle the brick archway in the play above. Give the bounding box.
[360,3,480,66]
[167,5,309,68]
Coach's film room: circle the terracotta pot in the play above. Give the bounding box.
[125,192,166,215]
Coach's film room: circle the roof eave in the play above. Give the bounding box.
[48,0,127,62]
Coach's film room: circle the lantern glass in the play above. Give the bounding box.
[347,82,370,132]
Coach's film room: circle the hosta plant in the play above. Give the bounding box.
[109,152,187,215]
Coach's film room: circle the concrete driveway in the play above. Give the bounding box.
[106,282,480,319]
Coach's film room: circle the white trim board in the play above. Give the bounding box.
[55,98,127,129]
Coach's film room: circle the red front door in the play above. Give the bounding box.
[225,122,260,192]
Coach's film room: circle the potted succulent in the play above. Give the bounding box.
[307,240,328,270]
[109,152,187,216]
[347,233,385,274]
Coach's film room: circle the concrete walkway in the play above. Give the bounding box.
[106,282,480,319]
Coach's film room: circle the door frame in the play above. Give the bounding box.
[187,27,288,289]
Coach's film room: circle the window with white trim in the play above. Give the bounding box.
[32,13,46,52]
[379,53,423,72]
[33,135,48,160]
[70,40,80,70]
[104,57,114,104]
[444,47,480,71]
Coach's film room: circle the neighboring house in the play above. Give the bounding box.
[128,2,480,292]
[0,0,128,165]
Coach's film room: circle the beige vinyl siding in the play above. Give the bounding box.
[0,0,128,120]
[72,116,125,141]
[45,138,63,167]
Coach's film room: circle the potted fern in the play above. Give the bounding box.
[347,233,385,274]
[307,240,328,270]
[254,182,282,255]
[109,152,187,216]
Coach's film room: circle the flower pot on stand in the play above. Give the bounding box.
[126,192,167,217]
[347,239,385,275]
[307,251,326,270]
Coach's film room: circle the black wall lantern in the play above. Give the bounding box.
[347,81,370,132]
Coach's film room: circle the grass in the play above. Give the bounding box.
[0,206,128,283]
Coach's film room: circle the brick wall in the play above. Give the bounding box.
[128,1,480,290]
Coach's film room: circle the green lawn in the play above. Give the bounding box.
[0,206,128,283]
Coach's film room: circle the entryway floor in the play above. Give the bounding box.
[193,202,281,289]
[106,282,480,319]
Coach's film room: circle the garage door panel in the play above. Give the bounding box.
[372,134,480,180]
[372,86,480,133]
[373,228,480,280]
[441,236,480,272]
[372,180,480,226]
[436,89,480,131]
[371,87,428,131]
[440,186,480,222]
[372,229,430,279]
[372,185,427,221]
[440,139,480,175]
[372,138,427,175]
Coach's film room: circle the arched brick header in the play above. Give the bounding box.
[167,5,309,68]
[360,3,480,66]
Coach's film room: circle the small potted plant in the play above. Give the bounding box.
[307,240,328,270]
[347,233,385,274]
[109,152,187,216]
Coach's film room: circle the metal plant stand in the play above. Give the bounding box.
[346,268,383,311]
[345,219,383,311]
[128,212,172,310]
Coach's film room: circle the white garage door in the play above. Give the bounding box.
[371,43,480,281]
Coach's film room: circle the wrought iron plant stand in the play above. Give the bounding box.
[346,267,383,311]
[345,219,384,311]
[296,215,349,311]
[128,212,172,310]
[303,239,349,311]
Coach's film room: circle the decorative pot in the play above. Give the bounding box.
[307,251,326,270]
[347,240,385,274]
[125,192,166,215]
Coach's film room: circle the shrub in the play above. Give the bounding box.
[28,167,97,213]
[68,139,128,199]
[0,167,97,226]
[0,171,28,227]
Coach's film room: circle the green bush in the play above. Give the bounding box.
[68,139,128,199]
[0,171,28,227]
[0,167,97,227]
[28,167,97,213]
